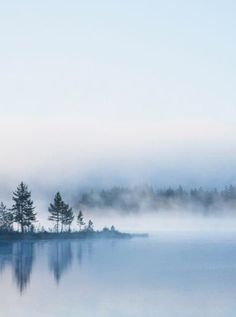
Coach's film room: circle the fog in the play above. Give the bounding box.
[1,115,236,189]
[2,173,236,234]
[15,201,236,235]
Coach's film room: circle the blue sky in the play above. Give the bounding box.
[0,0,236,188]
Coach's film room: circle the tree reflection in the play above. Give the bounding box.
[77,241,94,266]
[49,240,73,283]
[0,239,100,293]
[12,242,35,293]
[77,242,83,266]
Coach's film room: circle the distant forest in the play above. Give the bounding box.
[77,185,236,213]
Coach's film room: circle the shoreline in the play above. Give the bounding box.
[0,230,148,241]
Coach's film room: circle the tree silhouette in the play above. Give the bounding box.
[48,193,74,232]
[87,220,94,231]
[77,210,85,231]
[12,182,36,233]
[0,202,13,232]
[48,192,63,233]
[62,202,74,232]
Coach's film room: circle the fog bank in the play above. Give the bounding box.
[0,116,236,188]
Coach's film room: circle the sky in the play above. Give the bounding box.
[0,0,236,192]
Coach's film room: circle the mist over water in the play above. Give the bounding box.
[3,185,236,234]
[86,210,236,234]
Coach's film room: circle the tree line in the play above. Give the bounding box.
[0,182,93,233]
[78,185,236,212]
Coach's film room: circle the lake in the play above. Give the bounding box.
[0,234,236,317]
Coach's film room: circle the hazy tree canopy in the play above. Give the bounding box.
[77,185,236,213]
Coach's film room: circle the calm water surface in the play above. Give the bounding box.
[0,234,236,317]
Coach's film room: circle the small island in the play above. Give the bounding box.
[0,182,148,241]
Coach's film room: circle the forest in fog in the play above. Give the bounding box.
[77,185,236,213]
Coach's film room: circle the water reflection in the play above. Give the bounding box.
[77,242,83,265]
[0,241,35,293]
[0,235,236,317]
[0,239,99,293]
[0,242,13,272]
[12,242,35,293]
[48,241,73,283]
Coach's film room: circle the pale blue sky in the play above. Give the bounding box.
[0,0,236,187]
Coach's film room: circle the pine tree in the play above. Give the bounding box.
[48,192,63,233]
[0,202,13,232]
[48,193,74,233]
[62,202,74,232]
[87,219,94,231]
[12,182,36,233]
[77,210,85,231]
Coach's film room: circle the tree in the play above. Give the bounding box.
[12,182,36,233]
[110,225,115,232]
[48,193,74,232]
[87,219,94,231]
[62,202,74,232]
[77,210,85,231]
[0,202,13,232]
[48,192,63,233]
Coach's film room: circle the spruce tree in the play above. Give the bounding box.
[62,202,74,232]
[77,210,85,231]
[12,182,36,233]
[48,193,74,233]
[48,192,63,233]
[87,219,94,231]
[0,202,13,232]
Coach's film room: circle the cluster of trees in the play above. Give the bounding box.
[78,185,236,212]
[3,182,236,233]
[48,192,93,233]
[0,182,93,233]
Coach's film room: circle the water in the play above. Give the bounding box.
[0,234,236,317]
